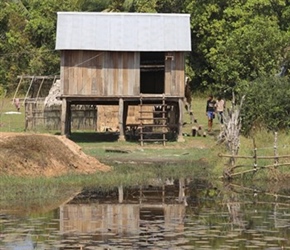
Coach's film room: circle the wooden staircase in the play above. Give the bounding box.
[139,94,168,146]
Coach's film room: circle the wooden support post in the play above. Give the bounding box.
[35,77,45,104]
[23,76,35,106]
[178,178,185,203]
[139,186,142,205]
[67,102,71,136]
[118,185,123,203]
[118,98,126,141]
[162,185,165,203]
[24,102,31,131]
[61,98,69,136]
[140,95,144,146]
[253,138,257,172]
[32,102,36,129]
[123,101,128,131]
[12,76,24,105]
[177,98,185,142]
[274,132,278,167]
[162,94,166,146]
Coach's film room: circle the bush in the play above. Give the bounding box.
[241,76,290,136]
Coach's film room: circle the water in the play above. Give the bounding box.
[1,179,290,249]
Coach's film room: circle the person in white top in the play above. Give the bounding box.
[215,97,225,124]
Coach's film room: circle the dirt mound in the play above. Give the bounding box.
[0,132,111,177]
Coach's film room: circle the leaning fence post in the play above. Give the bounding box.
[253,148,257,172]
[274,132,278,168]
[253,138,257,172]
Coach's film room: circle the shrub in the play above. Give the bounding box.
[241,76,290,136]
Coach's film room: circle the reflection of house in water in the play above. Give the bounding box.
[59,180,187,236]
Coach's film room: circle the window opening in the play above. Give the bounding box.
[140,52,165,94]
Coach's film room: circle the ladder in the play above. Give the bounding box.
[139,94,167,146]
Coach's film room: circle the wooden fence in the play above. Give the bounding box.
[25,99,97,131]
[219,132,290,179]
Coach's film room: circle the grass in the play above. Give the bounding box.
[0,97,26,132]
[0,175,81,214]
[1,95,290,212]
[0,95,289,173]
[0,163,212,214]
[231,129,290,180]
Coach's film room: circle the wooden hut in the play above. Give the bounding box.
[55,12,191,144]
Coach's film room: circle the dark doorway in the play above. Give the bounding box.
[140,52,165,94]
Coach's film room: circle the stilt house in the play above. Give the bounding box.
[55,12,191,144]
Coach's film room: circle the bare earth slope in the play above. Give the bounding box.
[0,132,111,177]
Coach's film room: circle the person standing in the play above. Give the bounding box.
[206,95,216,132]
[14,98,20,112]
[216,96,225,125]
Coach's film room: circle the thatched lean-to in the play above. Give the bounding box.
[44,80,62,107]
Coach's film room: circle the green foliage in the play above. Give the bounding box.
[186,0,290,93]
[1,0,290,105]
[79,0,111,11]
[241,76,290,136]
[133,0,157,12]
[0,1,70,92]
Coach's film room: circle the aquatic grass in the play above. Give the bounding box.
[0,175,81,213]
[0,158,215,211]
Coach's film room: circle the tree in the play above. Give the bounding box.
[184,0,290,95]
[0,0,85,93]
[241,76,290,136]
[0,1,32,92]
[133,0,157,13]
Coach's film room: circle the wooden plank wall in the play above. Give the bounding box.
[61,51,184,97]
[25,102,97,131]
[165,52,185,97]
[61,51,140,96]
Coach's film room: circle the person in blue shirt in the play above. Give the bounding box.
[206,95,216,132]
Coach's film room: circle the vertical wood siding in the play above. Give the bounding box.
[165,52,185,96]
[175,52,185,96]
[61,51,184,97]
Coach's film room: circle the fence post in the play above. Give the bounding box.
[274,132,278,168]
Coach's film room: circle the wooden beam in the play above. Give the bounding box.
[177,98,185,142]
[228,163,290,178]
[17,75,60,80]
[61,98,68,135]
[12,75,24,104]
[67,102,71,136]
[35,77,45,102]
[118,98,125,141]
[218,153,290,159]
[22,76,35,106]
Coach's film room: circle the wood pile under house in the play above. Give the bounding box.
[55,12,192,145]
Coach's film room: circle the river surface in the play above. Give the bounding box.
[1,179,290,249]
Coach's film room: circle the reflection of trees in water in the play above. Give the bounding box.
[223,184,246,231]
[185,179,290,234]
[224,181,290,232]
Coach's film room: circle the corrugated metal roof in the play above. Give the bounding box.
[55,12,191,52]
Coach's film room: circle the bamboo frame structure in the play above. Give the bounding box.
[14,75,60,105]
[219,132,290,179]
